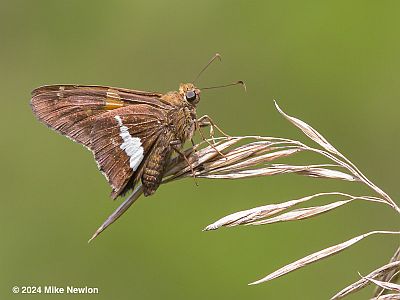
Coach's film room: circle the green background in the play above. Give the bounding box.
[1,1,399,299]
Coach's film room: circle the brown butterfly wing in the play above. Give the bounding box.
[30,85,172,198]
[90,106,166,198]
[30,85,168,147]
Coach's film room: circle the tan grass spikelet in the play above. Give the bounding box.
[373,247,400,298]
[331,260,400,299]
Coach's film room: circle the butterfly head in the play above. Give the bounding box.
[179,83,201,106]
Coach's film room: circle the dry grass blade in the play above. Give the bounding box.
[198,164,355,181]
[247,200,351,225]
[204,192,335,231]
[294,166,357,181]
[202,140,281,169]
[205,148,303,173]
[374,247,400,297]
[165,139,308,182]
[248,231,400,286]
[274,101,339,155]
[204,193,386,230]
[88,184,143,243]
[361,275,400,293]
[370,293,400,300]
[164,137,243,180]
[163,134,356,182]
[331,261,400,299]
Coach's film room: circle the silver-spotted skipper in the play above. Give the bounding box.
[31,54,243,198]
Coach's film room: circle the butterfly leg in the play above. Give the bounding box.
[190,138,201,157]
[195,119,227,159]
[197,115,231,139]
[198,118,215,142]
[170,140,198,186]
[195,126,227,159]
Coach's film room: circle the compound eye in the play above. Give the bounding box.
[185,90,197,102]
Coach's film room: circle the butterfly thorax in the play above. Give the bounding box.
[168,104,197,143]
[141,85,199,196]
[161,83,200,144]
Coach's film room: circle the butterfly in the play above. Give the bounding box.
[30,54,243,199]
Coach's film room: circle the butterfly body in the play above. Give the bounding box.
[31,83,201,198]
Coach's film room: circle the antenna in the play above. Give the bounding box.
[192,53,222,84]
[200,80,246,91]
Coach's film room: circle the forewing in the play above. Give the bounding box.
[30,85,170,147]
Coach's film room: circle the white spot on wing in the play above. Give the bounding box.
[114,115,144,171]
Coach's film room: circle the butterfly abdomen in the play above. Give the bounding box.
[142,132,173,196]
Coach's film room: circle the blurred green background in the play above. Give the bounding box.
[1,1,399,299]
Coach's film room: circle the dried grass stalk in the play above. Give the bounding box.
[248,231,399,286]
[274,101,399,213]
[370,293,400,300]
[274,101,339,155]
[373,247,400,297]
[248,200,351,225]
[362,275,400,293]
[88,184,143,243]
[331,260,400,299]
[204,193,385,230]
[198,164,357,181]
